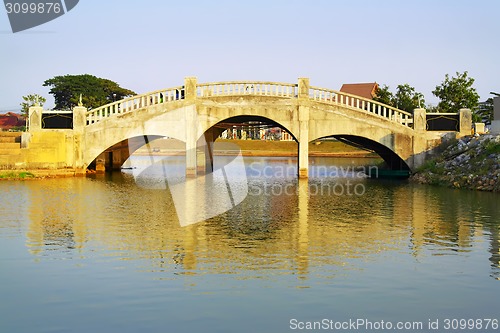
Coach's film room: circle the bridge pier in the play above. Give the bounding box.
[200,127,222,174]
[185,104,198,177]
[298,78,310,178]
[203,131,214,174]
[298,141,309,178]
[95,152,106,174]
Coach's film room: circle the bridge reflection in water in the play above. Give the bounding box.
[22,157,500,282]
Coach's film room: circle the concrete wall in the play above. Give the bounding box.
[1,130,74,171]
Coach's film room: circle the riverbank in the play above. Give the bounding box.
[411,134,500,192]
[0,169,81,180]
[0,139,373,180]
[134,138,375,158]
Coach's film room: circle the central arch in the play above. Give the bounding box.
[197,115,298,174]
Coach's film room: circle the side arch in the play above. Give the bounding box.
[311,134,411,171]
[333,135,410,170]
[83,127,187,169]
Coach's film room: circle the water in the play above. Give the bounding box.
[0,156,499,333]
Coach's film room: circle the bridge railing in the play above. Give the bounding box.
[197,81,297,98]
[86,86,185,125]
[309,86,413,127]
[85,80,412,128]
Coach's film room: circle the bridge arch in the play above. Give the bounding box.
[314,135,411,170]
[200,115,298,143]
[307,105,415,171]
[83,119,188,169]
[196,101,300,143]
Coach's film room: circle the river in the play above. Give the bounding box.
[0,156,499,333]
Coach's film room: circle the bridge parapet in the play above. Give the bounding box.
[197,81,298,98]
[85,77,414,129]
[86,85,185,125]
[309,86,413,127]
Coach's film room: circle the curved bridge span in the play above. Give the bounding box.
[27,77,472,177]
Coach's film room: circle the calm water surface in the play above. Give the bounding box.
[1,157,499,333]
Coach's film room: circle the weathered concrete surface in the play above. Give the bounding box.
[0,130,79,173]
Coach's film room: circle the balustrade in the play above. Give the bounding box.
[85,81,413,127]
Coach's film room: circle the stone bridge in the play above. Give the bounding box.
[24,77,472,178]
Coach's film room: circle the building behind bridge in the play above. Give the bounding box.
[339,82,379,100]
[0,112,25,131]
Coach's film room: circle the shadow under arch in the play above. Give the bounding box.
[202,115,298,143]
[197,115,299,174]
[316,135,411,171]
[88,135,186,171]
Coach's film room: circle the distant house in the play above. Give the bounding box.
[340,82,379,100]
[0,112,26,131]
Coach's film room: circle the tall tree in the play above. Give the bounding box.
[43,74,136,110]
[393,84,425,113]
[20,93,46,117]
[432,71,480,113]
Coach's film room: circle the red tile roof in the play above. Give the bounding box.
[340,83,379,100]
[0,113,26,130]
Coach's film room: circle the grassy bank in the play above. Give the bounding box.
[0,169,80,180]
[412,134,500,192]
[0,171,35,180]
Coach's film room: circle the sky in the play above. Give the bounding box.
[0,0,499,111]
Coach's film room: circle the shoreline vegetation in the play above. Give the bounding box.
[0,171,35,180]
[411,134,500,192]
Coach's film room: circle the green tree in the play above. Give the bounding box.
[393,84,425,113]
[373,84,394,106]
[20,93,46,117]
[43,74,136,110]
[432,71,480,114]
[373,84,425,113]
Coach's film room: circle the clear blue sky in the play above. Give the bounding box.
[1,0,499,111]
